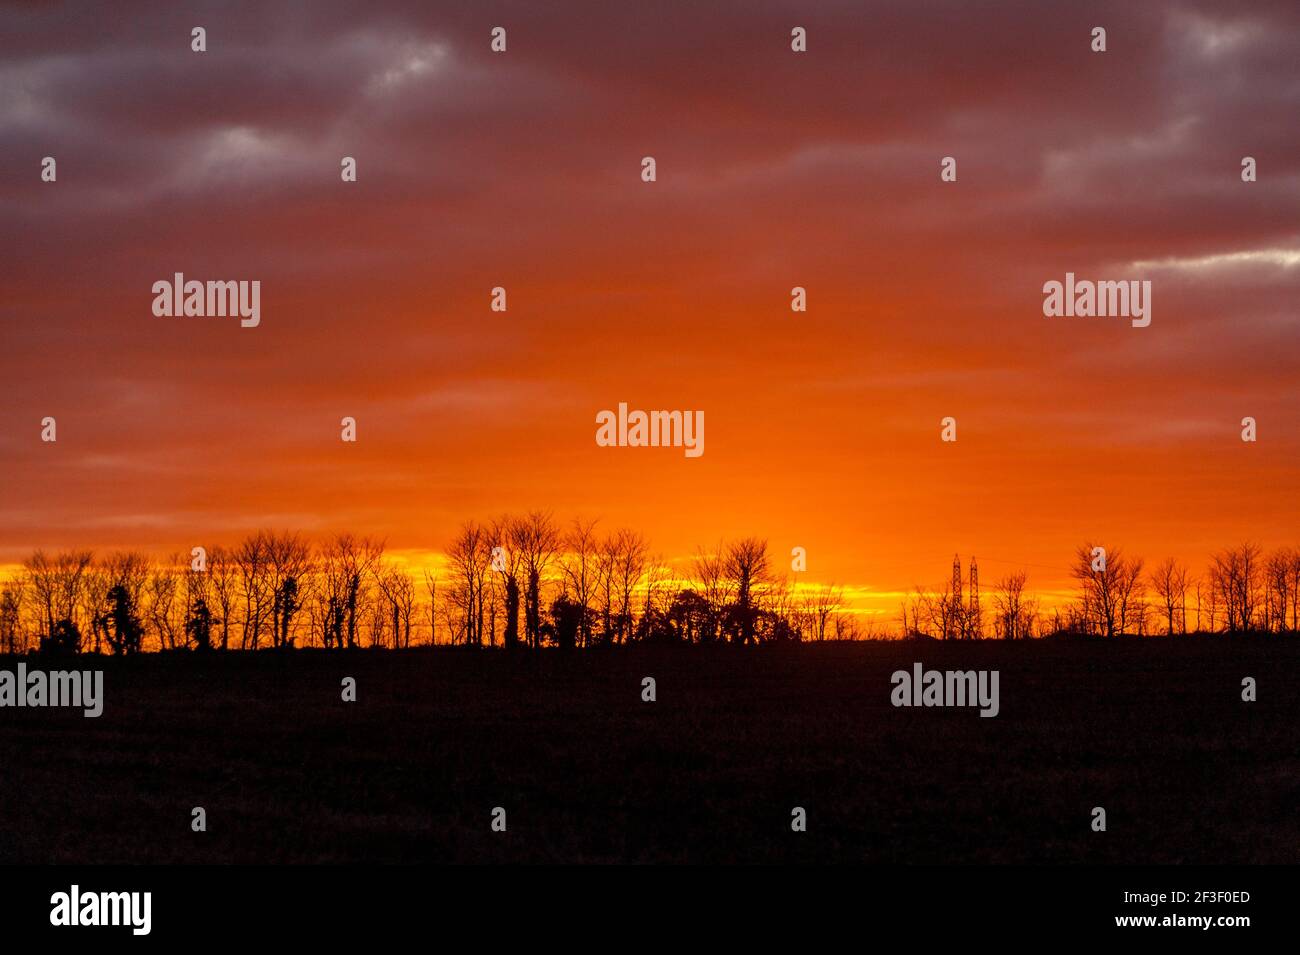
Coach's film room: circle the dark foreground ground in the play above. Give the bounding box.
[1,637,1297,864]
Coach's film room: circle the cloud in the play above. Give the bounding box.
[1131,248,1300,271]
[0,0,1297,591]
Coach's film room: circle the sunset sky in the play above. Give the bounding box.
[2,1,1298,613]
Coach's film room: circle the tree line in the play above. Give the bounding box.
[0,520,1295,655]
[0,515,860,655]
[899,542,1300,639]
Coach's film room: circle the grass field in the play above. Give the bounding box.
[2,637,1297,864]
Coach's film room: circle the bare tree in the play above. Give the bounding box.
[1289,551,1300,632]
[23,549,94,649]
[1205,573,1220,632]
[486,516,523,650]
[147,554,184,650]
[900,585,934,638]
[561,518,600,648]
[447,522,489,646]
[422,569,439,646]
[690,542,731,644]
[610,528,647,644]
[1071,543,1143,637]
[512,512,560,649]
[992,571,1036,640]
[317,533,384,649]
[1148,558,1189,636]
[79,561,111,653]
[234,534,271,649]
[595,536,617,644]
[764,576,802,641]
[263,531,311,649]
[0,578,26,654]
[1210,543,1263,633]
[1265,548,1295,633]
[723,538,770,645]
[369,566,413,649]
[1115,554,1146,636]
[804,583,843,642]
[101,551,150,653]
[901,579,962,641]
[377,567,416,649]
[208,546,239,650]
[832,611,863,641]
[638,554,674,641]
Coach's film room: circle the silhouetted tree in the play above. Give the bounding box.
[804,584,843,642]
[147,556,184,650]
[39,618,81,656]
[318,534,384,649]
[1210,543,1263,633]
[208,545,238,650]
[186,597,213,651]
[448,522,489,646]
[1263,547,1297,632]
[1072,543,1144,637]
[992,571,1036,640]
[377,569,414,649]
[264,531,310,649]
[691,544,730,644]
[1149,558,1190,636]
[513,512,560,649]
[423,569,440,646]
[550,594,583,650]
[10,524,1297,653]
[105,583,145,654]
[23,549,93,648]
[503,576,520,650]
[639,555,673,638]
[723,538,770,645]
[561,518,600,648]
[610,529,647,644]
[663,589,708,643]
[0,580,23,654]
[275,576,300,648]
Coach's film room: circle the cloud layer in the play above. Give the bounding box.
[2,1,1298,600]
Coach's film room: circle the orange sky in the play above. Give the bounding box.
[1,1,1298,613]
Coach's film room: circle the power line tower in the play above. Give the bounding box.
[968,557,980,640]
[950,554,963,640]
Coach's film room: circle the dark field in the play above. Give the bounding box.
[2,637,1298,864]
